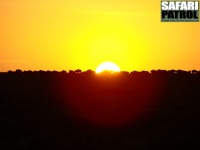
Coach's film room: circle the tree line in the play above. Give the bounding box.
[3,69,200,76]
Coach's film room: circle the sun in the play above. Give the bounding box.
[95,62,121,74]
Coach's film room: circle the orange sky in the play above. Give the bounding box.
[0,0,200,72]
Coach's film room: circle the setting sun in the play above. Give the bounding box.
[96,62,121,73]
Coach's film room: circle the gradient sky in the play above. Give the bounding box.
[0,0,200,72]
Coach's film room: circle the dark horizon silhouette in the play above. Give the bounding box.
[1,69,200,149]
[3,69,200,74]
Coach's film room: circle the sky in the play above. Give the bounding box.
[0,0,200,72]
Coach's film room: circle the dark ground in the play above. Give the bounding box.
[1,70,200,149]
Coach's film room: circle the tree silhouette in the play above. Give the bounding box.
[75,69,82,74]
[15,69,22,74]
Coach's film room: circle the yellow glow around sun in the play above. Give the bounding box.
[96,62,121,73]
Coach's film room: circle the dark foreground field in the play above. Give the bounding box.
[1,70,200,149]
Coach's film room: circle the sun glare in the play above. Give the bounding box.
[96,62,121,74]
